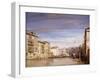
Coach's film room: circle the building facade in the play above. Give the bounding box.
[84,27,90,63]
[50,47,59,57]
[26,32,50,59]
[26,32,39,59]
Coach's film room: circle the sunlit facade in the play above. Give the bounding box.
[26,32,50,59]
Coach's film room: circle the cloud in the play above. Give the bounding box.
[26,12,89,33]
[26,12,89,48]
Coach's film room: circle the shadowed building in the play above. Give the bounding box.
[84,27,90,63]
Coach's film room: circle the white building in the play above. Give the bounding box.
[50,47,59,57]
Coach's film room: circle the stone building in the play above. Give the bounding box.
[50,46,59,57]
[38,41,45,58]
[43,41,50,58]
[26,32,50,59]
[38,41,50,59]
[26,32,39,59]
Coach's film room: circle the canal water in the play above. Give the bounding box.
[26,57,83,67]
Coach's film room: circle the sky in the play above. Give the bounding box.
[26,12,89,48]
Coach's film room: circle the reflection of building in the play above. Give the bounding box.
[26,32,50,59]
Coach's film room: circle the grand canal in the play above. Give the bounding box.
[26,57,83,67]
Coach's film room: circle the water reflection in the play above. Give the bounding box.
[26,57,83,67]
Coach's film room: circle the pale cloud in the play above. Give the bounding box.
[26,12,89,48]
[50,40,82,48]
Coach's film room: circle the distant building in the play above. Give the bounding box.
[38,41,50,59]
[62,48,70,57]
[59,48,69,57]
[50,47,59,57]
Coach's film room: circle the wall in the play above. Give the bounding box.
[0,0,100,80]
